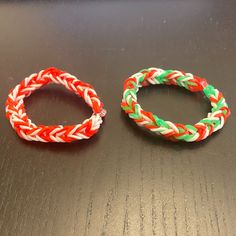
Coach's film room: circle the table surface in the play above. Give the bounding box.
[0,1,235,236]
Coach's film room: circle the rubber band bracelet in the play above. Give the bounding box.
[6,67,106,143]
[121,68,231,142]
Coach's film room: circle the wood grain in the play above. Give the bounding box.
[0,1,235,235]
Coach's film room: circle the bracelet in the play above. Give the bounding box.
[121,68,230,142]
[6,67,106,142]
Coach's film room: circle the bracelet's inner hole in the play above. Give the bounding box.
[138,85,211,124]
[24,84,92,125]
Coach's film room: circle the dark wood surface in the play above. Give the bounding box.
[0,1,235,235]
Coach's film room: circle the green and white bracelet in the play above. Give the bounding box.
[121,68,231,142]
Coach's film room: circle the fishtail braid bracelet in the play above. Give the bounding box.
[121,68,230,142]
[6,67,106,142]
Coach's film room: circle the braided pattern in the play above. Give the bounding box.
[6,68,106,142]
[121,68,230,142]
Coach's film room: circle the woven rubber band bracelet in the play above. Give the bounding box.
[121,68,231,142]
[6,68,106,143]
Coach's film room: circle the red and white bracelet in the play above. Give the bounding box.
[6,68,106,142]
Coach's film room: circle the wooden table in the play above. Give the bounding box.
[0,1,235,235]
